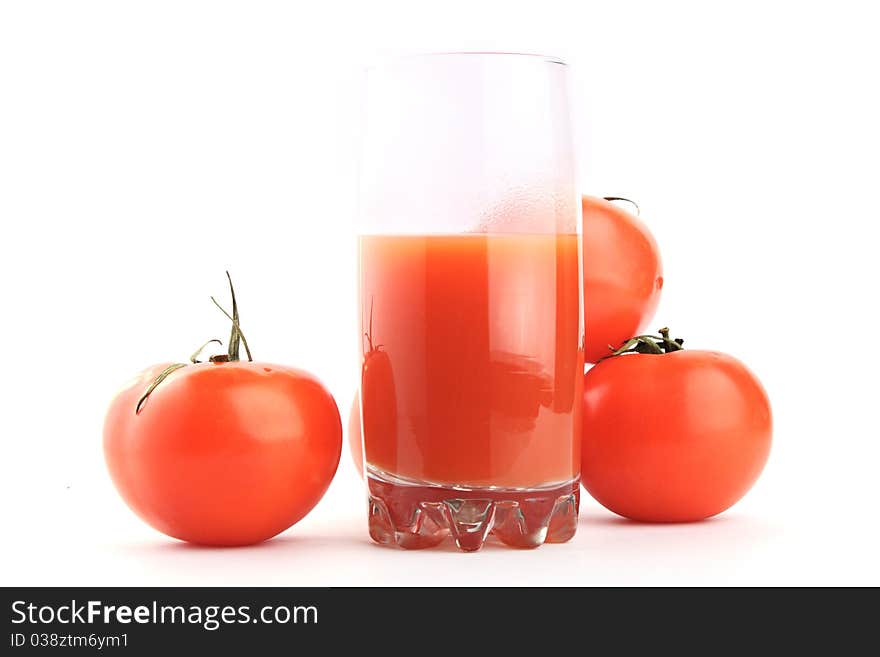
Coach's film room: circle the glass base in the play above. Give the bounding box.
[367,468,580,552]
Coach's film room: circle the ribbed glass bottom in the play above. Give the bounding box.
[367,467,579,551]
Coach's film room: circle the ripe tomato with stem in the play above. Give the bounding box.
[103,273,342,546]
[581,328,772,522]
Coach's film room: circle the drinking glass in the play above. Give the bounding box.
[358,53,583,551]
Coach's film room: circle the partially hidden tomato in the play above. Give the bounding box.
[348,392,364,477]
[582,196,663,363]
[581,329,771,522]
[103,275,342,546]
[357,305,396,479]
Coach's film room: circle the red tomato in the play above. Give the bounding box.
[359,347,396,478]
[581,339,771,522]
[104,361,342,545]
[582,196,663,363]
[103,274,342,546]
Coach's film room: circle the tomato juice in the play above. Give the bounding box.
[359,233,583,490]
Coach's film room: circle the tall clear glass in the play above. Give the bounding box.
[358,53,583,551]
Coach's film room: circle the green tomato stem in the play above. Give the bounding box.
[133,272,253,414]
[602,327,685,361]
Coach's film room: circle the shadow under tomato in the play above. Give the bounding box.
[583,514,734,527]
[122,532,368,555]
[575,506,779,560]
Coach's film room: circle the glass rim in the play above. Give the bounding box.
[366,51,567,71]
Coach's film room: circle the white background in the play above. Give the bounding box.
[1,0,878,586]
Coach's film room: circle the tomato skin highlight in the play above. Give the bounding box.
[103,361,342,546]
[581,350,772,522]
[582,196,663,363]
